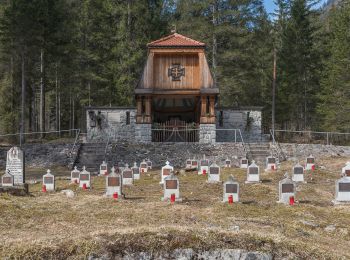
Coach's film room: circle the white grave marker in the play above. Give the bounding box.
[334,177,350,203]
[246,161,260,183]
[199,156,209,175]
[106,167,122,197]
[79,166,91,188]
[341,162,350,177]
[208,162,220,183]
[223,175,239,202]
[43,169,55,192]
[162,173,181,202]
[240,158,248,169]
[140,160,148,173]
[305,155,315,170]
[5,146,24,184]
[191,159,198,170]
[132,162,140,180]
[278,173,295,205]
[99,161,108,176]
[292,163,305,183]
[160,161,173,184]
[122,164,133,185]
[71,166,80,184]
[225,159,231,168]
[146,159,152,170]
[1,170,14,187]
[185,159,192,170]
[265,156,277,171]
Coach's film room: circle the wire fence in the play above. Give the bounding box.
[272,129,350,146]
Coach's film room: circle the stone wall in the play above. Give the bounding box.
[86,108,136,142]
[199,124,216,144]
[135,124,152,143]
[216,107,263,142]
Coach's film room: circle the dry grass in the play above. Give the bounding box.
[1,157,350,259]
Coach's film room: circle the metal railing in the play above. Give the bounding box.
[216,128,248,156]
[271,129,350,146]
[152,128,199,142]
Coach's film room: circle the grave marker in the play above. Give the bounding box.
[1,170,14,187]
[99,161,108,176]
[292,163,305,183]
[122,164,133,185]
[198,155,209,175]
[225,159,231,168]
[334,177,350,203]
[208,162,220,183]
[5,146,25,184]
[132,162,140,180]
[162,173,181,202]
[240,158,248,169]
[43,169,55,192]
[140,160,148,173]
[246,160,260,183]
[146,159,153,170]
[160,161,173,184]
[106,167,122,197]
[223,175,239,203]
[305,155,315,170]
[265,156,277,171]
[79,166,91,189]
[278,173,295,205]
[341,162,350,177]
[71,166,80,184]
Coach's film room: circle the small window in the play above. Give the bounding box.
[219,111,223,127]
[126,111,130,125]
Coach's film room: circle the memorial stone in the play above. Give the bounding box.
[79,166,91,188]
[246,161,260,183]
[146,159,153,170]
[191,159,198,170]
[160,161,173,184]
[225,159,231,168]
[278,173,295,205]
[162,173,181,202]
[199,156,209,175]
[5,146,25,184]
[208,162,220,183]
[43,169,55,192]
[122,164,133,185]
[265,156,277,171]
[292,163,305,183]
[132,162,140,180]
[223,175,239,202]
[341,162,350,177]
[305,155,315,170]
[240,158,248,169]
[140,160,148,173]
[106,167,122,197]
[1,170,14,187]
[99,161,108,176]
[71,166,80,184]
[334,177,350,203]
[185,159,192,170]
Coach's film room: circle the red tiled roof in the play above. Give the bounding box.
[147,33,205,48]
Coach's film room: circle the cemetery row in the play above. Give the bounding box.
[1,146,350,205]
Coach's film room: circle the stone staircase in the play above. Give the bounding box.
[74,143,108,173]
[246,142,271,163]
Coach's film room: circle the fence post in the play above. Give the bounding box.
[326,132,329,145]
[235,130,237,143]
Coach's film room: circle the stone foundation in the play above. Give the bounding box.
[199,124,216,144]
[135,124,152,143]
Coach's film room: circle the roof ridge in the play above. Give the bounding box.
[147,33,205,47]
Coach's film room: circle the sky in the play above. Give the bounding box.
[263,0,329,15]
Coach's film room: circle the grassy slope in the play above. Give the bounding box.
[0,157,350,259]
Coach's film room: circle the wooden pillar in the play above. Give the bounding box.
[145,96,152,123]
[136,96,142,123]
[209,96,215,123]
[200,96,207,124]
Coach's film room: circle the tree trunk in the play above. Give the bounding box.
[20,53,25,146]
[39,49,45,138]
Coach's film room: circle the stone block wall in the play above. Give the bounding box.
[86,108,136,142]
[135,124,152,143]
[199,124,216,144]
[216,107,263,142]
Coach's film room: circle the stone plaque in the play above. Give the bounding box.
[307,158,315,164]
[123,170,132,178]
[339,183,350,192]
[132,168,139,175]
[345,170,350,177]
[294,167,304,175]
[282,183,294,193]
[186,160,191,165]
[226,184,237,193]
[141,163,147,168]
[108,177,120,187]
[163,169,171,175]
[147,161,152,167]
[2,176,12,184]
[242,159,248,164]
[72,171,80,178]
[192,161,198,166]
[268,158,275,164]
[210,167,219,174]
[44,177,53,184]
[166,180,177,189]
[201,160,209,166]
[80,174,90,181]
[249,167,258,175]
[6,147,25,184]
[101,166,107,170]
[226,160,231,165]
